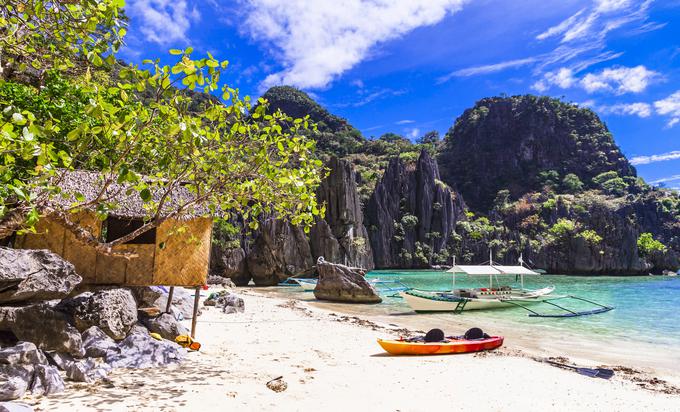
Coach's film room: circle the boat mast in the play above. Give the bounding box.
[452,255,456,292]
[489,249,493,288]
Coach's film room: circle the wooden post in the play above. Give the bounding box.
[165,286,174,314]
[191,286,200,338]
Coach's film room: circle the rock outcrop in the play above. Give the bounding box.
[313,258,381,303]
[1,304,84,356]
[246,219,314,286]
[204,290,245,314]
[59,289,138,340]
[0,342,64,401]
[81,326,118,359]
[438,95,635,212]
[310,157,374,269]
[105,333,184,369]
[141,313,188,340]
[365,150,466,268]
[0,248,81,303]
[209,246,250,285]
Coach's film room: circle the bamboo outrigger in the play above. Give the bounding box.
[400,253,614,317]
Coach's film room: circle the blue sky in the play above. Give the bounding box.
[121,0,680,189]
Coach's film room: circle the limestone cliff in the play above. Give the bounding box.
[309,157,374,269]
[365,150,466,268]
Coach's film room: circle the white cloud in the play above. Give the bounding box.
[598,102,653,117]
[440,57,537,81]
[581,65,660,94]
[595,0,633,13]
[396,119,415,124]
[562,11,599,43]
[650,174,680,185]
[240,0,466,90]
[128,0,200,45]
[536,9,586,41]
[630,151,680,165]
[406,128,421,140]
[534,65,660,94]
[654,91,680,127]
[537,0,651,44]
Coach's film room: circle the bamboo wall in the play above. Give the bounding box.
[16,213,211,287]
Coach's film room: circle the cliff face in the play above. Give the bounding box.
[209,92,679,277]
[365,150,466,268]
[246,219,314,286]
[309,157,374,269]
[439,95,635,212]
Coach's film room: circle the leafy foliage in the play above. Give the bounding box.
[637,233,667,256]
[0,0,324,251]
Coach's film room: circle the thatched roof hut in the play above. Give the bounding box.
[16,170,213,287]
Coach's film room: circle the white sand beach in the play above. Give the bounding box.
[26,287,680,412]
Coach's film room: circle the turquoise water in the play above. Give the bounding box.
[366,270,680,347]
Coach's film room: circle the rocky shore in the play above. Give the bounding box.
[0,247,243,408]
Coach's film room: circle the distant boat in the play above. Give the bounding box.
[400,264,554,312]
[400,253,612,317]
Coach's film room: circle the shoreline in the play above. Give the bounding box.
[260,286,680,379]
[28,287,680,411]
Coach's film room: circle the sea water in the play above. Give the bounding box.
[270,270,680,370]
[365,270,680,347]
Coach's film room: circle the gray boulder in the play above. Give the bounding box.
[313,258,381,303]
[81,326,118,358]
[29,365,64,397]
[47,353,109,383]
[141,313,188,341]
[127,323,150,336]
[106,333,184,368]
[0,247,82,304]
[1,304,83,356]
[131,286,200,320]
[0,402,34,412]
[204,291,244,314]
[0,378,27,402]
[59,289,138,340]
[0,342,47,366]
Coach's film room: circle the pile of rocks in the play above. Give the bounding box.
[203,290,245,314]
[0,247,188,402]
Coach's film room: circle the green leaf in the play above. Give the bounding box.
[169,49,183,55]
[139,188,152,202]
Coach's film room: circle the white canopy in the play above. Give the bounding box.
[447,265,540,276]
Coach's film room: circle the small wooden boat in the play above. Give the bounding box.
[377,336,504,355]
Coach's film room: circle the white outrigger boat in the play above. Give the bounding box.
[400,254,613,317]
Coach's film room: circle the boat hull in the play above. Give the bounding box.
[294,279,317,291]
[377,336,504,355]
[400,290,552,312]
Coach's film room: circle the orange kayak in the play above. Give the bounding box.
[377,336,504,355]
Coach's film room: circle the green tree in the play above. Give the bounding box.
[0,0,324,253]
[537,170,560,190]
[637,233,667,256]
[561,173,584,193]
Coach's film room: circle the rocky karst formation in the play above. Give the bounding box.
[207,91,679,276]
[246,219,314,286]
[365,150,466,268]
[309,157,374,270]
[439,95,635,212]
